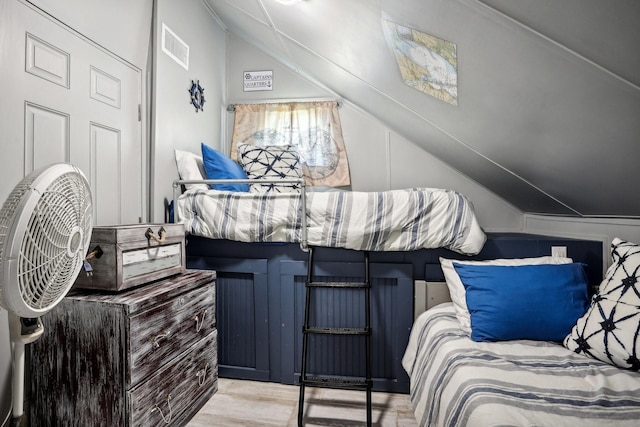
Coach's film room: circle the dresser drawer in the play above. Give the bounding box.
[29,270,217,426]
[128,330,218,426]
[128,281,215,387]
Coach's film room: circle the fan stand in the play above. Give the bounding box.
[8,313,43,427]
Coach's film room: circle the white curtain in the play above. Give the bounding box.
[230,101,351,187]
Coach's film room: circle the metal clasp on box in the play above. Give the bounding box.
[83,246,103,276]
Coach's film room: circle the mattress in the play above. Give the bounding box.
[402,303,640,427]
[176,187,486,254]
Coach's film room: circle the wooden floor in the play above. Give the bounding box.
[187,378,419,426]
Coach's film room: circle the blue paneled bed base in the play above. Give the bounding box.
[185,233,603,393]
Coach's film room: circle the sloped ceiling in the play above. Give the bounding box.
[204,0,640,218]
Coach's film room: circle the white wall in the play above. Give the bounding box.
[151,0,227,222]
[25,0,152,70]
[0,309,8,426]
[225,35,524,232]
[223,32,330,152]
[1,1,154,422]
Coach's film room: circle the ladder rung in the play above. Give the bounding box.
[301,375,370,390]
[307,281,369,288]
[304,326,370,335]
[299,248,372,427]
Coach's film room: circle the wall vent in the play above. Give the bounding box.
[161,23,189,70]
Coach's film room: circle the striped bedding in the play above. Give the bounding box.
[402,303,640,427]
[176,187,486,254]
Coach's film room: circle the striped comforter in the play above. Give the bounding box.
[176,187,486,254]
[402,303,640,427]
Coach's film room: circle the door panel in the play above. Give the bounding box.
[24,103,70,172]
[25,32,70,88]
[90,66,122,108]
[186,256,271,382]
[0,0,145,225]
[91,123,121,226]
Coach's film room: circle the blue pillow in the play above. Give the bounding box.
[452,262,590,342]
[200,143,249,192]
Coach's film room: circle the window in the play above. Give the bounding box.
[230,101,350,187]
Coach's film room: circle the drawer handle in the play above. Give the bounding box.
[194,309,207,333]
[151,330,171,348]
[145,226,166,245]
[151,394,172,424]
[196,363,210,386]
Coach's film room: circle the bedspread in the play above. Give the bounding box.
[176,187,486,254]
[402,303,640,427]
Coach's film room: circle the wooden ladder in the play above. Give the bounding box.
[297,247,372,426]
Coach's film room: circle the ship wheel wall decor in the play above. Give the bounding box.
[189,80,206,112]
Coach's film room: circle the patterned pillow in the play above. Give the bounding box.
[237,144,303,193]
[564,238,640,370]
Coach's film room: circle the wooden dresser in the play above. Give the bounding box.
[29,270,217,426]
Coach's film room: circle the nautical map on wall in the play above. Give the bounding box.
[383,19,458,105]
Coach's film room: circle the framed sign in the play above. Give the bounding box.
[243,70,273,92]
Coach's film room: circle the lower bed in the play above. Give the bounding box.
[402,303,640,427]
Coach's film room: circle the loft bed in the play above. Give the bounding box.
[172,144,486,255]
[170,148,605,394]
[173,179,487,255]
[171,174,488,393]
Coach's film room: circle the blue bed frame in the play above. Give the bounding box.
[185,232,603,393]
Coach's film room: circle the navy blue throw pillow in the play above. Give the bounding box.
[452,262,590,342]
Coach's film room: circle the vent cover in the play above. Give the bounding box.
[161,23,189,70]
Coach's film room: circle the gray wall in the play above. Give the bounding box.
[26,0,152,69]
[151,0,227,222]
[225,35,524,231]
[0,0,153,421]
[524,215,640,270]
[205,0,640,218]
[0,309,7,425]
[223,34,640,270]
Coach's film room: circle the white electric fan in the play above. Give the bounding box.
[0,163,93,427]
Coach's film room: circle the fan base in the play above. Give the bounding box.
[10,414,25,427]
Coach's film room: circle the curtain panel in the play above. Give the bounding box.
[230,101,351,187]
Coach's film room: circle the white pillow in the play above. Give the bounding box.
[174,149,208,191]
[440,256,574,334]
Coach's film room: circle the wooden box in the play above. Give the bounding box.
[74,223,186,291]
[30,270,218,426]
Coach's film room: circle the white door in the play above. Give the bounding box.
[0,0,146,226]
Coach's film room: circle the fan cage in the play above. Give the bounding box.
[20,172,92,310]
[0,164,92,316]
[0,173,41,309]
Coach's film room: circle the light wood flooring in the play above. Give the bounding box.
[188,378,419,426]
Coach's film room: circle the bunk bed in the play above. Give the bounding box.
[170,148,605,394]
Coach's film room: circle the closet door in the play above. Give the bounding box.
[188,256,271,382]
[0,0,145,225]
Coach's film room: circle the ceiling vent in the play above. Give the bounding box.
[161,23,189,70]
